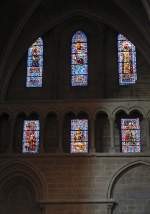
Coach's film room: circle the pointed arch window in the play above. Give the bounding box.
[118,34,137,85]
[71,119,88,153]
[71,31,88,86]
[22,120,40,153]
[121,118,141,153]
[26,37,43,87]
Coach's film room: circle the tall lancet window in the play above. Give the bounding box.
[71,31,88,86]
[26,37,43,87]
[118,34,137,85]
[121,118,141,153]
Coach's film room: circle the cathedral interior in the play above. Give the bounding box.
[0,0,150,213]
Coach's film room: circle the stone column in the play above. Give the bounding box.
[107,203,115,214]
[109,116,115,152]
[107,204,112,214]
[38,203,46,214]
[40,114,45,153]
[8,113,16,153]
[89,114,96,153]
[58,112,63,153]
[144,117,150,152]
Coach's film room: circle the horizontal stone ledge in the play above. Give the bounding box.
[3,98,150,104]
[1,153,150,158]
[37,199,115,205]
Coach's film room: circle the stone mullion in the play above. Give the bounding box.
[144,117,150,152]
[107,203,115,214]
[89,114,96,153]
[8,114,16,153]
[58,112,63,153]
[40,114,45,153]
[109,116,115,152]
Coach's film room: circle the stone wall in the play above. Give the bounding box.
[0,156,150,214]
[6,19,150,101]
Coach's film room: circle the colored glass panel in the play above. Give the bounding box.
[26,37,43,87]
[118,34,137,85]
[71,31,88,86]
[71,119,88,153]
[22,120,40,153]
[121,118,141,153]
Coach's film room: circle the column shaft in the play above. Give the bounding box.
[89,116,96,153]
[109,117,115,152]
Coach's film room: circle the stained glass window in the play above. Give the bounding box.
[71,31,88,86]
[71,119,88,153]
[118,34,137,85]
[22,120,40,153]
[26,37,43,87]
[121,118,141,153]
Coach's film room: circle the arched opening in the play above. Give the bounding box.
[44,112,58,153]
[0,113,10,153]
[109,162,150,214]
[13,112,40,154]
[0,176,41,214]
[129,110,144,152]
[63,111,89,153]
[95,111,110,152]
[114,110,127,152]
[114,109,143,153]
[63,112,76,153]
[13,113,26,153]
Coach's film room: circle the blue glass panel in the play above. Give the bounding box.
[71,65,88,75]
[72,75,88,86]
[71,119,88,153]
[118,34,126,41]
[26,77,42,87]
[72,31,87,43]
[32,37,43,46]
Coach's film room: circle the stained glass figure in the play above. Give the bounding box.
[121,118,141,153]
[22,120,40,153]
[26,37,43,87]
[71,31,88,86]
[71,119,88,153]
[118,34,137,85]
